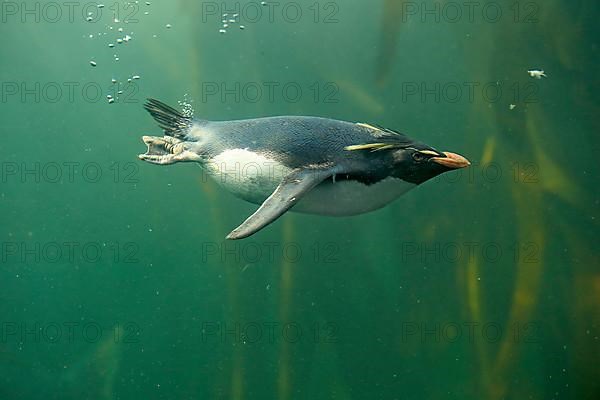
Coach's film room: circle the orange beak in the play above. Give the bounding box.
[431,152,471,169]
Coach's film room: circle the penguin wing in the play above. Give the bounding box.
[226,165,337,240]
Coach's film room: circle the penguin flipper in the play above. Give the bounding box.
[226,166,335,240]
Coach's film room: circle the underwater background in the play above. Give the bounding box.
[1,0,599,399]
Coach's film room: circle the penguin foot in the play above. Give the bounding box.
[138,136,200,164]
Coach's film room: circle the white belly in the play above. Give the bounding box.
[295,177,416,216]
[205,149,289,204]
[205,149,416,216]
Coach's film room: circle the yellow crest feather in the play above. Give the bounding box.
[344,143,399,152]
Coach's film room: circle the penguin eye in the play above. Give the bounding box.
[412,152,425,162]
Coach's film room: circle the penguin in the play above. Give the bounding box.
[138,98,470,239]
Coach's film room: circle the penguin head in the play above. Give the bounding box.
[390,144,470,184]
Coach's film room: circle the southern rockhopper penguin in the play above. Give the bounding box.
[138,98,470,239]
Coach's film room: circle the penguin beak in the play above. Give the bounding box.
[431,152,471,169]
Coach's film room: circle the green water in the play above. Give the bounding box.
[1,0,598,399]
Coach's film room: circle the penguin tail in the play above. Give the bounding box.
[143,98,192,139]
